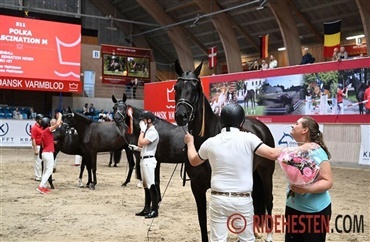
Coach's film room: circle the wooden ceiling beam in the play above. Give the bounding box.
[268,0,302,65]
[136,0,194,70]
[195,0,242,73]
[356,0,370,52]
[164,1,196,13]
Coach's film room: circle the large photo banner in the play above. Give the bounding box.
[144,58,370,124]
[0,15,82,93]
[101,44,150,85]
[209,69,369,117]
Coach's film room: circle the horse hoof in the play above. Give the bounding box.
[53,168,56,173]
[89,184,95,190]
[108,164,111,167]
[121,182,128,186]
[114,164,117,167]
[50,185,55,189]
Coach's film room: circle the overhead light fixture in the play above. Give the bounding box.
[256,6,264,10]
[190,14,200,27]
[107,17,117,31]
[278,47,286,51]
[346,34,364,40]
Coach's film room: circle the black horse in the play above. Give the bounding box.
[62,105,129,190]
[112,94,187,199]
[345,76,367,114]
[174,60,275,242]
[243,86,256,114]
[53,123,86,187]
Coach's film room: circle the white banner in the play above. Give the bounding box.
[359,125,370,165]
[267,124,324,148]
[0,119,33,147]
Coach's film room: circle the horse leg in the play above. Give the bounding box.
[256,160,275,242]
[108,151,113,167]
[191,182,209,242]
[90,153,97,190]
[122,147,134,186]
[78,157,86,188]
[113,150,122,167]
[48,174,55,189]
[359,103,364,114]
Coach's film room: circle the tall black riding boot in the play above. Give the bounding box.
[135,188,151,216]
[145,185,159,219]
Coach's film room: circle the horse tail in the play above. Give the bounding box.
[135,155,142,180]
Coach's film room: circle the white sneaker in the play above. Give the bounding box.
[136,181,143,188]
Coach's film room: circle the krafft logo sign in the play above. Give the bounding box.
[0,15,82,93]
[0,120,32,147]
[0,122,9,136]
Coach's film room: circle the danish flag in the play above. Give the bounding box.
[208,46,217,69]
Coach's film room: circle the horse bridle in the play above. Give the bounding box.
[175,77,201,122]
[113,101,128,125]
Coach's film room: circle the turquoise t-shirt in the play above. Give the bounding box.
[286,147,331,213]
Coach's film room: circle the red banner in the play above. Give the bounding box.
[0,15,82,93]
[208,46,217,69]
[144,80,177,123]
[344,44,367,56]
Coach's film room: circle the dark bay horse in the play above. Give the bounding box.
[174,60,275,242]
[112,95,187,197]
[345,76,367,114]
[62,107,129,190]
[243,86,256,114]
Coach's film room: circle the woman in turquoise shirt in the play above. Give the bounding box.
[286,116,333,242]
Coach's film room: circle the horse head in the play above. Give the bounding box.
[112,93,128,126]
[62,107,77,128]
[53,122,69,141]
[174,60,203,126]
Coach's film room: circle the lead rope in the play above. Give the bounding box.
[147,162,179,241]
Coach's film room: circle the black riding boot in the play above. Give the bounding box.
[145,185,159,218]
[135,188,151,216]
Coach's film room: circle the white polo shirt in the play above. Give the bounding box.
[141,126,159,157]
[198,127,263,193]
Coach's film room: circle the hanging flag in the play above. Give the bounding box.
[208,46,217,69]
[260,34,269,59]
[323,20,341,58]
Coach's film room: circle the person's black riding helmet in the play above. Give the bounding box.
[35,114,43,121]
[220,103,245,128]
[139,111,155,121]
[40,117,51,129]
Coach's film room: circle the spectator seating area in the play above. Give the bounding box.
[0,106,32,119]
[73,108,114,122]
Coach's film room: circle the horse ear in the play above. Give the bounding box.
[122,93,127,102]
[112,95,117,104]
[68,106,72,113]
[193,60,203,78]
[175,60,184,77]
